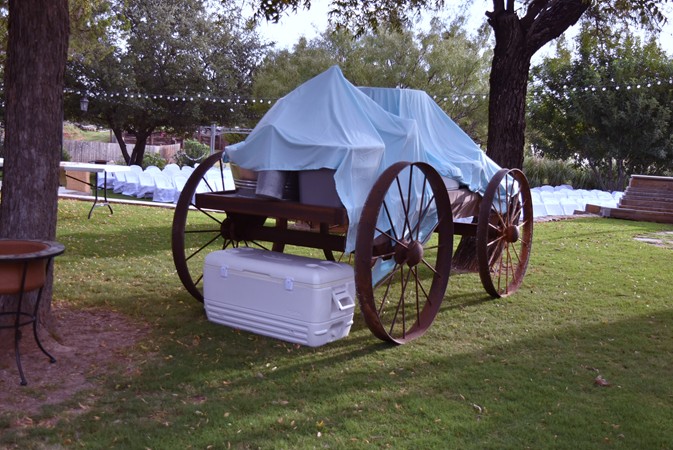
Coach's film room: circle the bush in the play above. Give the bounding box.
[174,139,209,167]
[523,156,598,189]
[142,152,167,170]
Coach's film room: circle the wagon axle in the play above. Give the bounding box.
[220,214,266,242]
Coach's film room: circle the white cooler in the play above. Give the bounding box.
[203,247,356,347]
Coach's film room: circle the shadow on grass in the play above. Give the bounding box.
[166,308,673,449]
[58,226,172,256]
[33,208,673,447]
[5,279,673,449]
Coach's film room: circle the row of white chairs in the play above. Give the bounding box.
[531,186,623,218]
[98,164,230,203]
[98,168,621,218]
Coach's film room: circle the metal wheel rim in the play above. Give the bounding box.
[171,152,276,302]
[355,162,453,344]
[476,168,533,298]
[171,151,229,302]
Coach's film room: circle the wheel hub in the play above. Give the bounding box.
[505,224,520,243]
[394,240,424,267]
[221,218,236,240]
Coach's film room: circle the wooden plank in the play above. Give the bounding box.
[622,188,673,200]
[195,192,349,225]
[601,206,673,224]
[584,204,603,214]
[628,175,673,190]
[619,198,673,213]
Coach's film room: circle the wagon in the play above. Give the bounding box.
[171,67,533,345]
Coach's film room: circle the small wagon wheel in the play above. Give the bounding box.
[172,151,282,302]
[476,168,533,298]
[355,162,454,344]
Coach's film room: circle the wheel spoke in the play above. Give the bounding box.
[189,205,224,226]
[185,232,222,263]
[243,240,272,251]
[185,228,222,235]
[388,265,413,338]
[418,256,441,277]
[411,265,431,301]
[374,226,404,247]
[395,175,412,240]
[415,174,428,241]
[507,240,522,266]
[411,195,437,241]
[377,263,399,315]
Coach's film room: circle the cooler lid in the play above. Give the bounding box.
[204,247,354,287]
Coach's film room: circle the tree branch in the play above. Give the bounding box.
[521,0,549,30]
[486,0,505,20]
[525,0,589,56]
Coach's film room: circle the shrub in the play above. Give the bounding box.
[174,139,209,167]
[523,156,598,189]
[142,152,167,170]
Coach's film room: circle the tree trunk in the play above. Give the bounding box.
[0,0,69,346]
[486,13,531,170]
[484,0,590,169]
[453,1,590,272]
[453,9,532,271]
[130,129,155,166]
[112,127,131,164]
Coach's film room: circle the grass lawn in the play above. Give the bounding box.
[63,123,111,143]
[2,199,672,449]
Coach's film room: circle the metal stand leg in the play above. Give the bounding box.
[14,317,27,386]
[32,276,57,364]
[2,258,57,385]
[87,172,113,219]
[11,262,30,385]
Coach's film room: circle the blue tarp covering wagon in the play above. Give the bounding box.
[227,65,500,252]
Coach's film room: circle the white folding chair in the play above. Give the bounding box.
[163,163,180,176]
[136,172,156,198]
[122,171,141,197]
[152,173,177,203]
[173,175,188,203]
[112,171,128,194]
[145,165,161,175]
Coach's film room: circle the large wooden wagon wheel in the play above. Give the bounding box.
[477,168,533,298]
[172,151,282,302]
[355,162,454,344]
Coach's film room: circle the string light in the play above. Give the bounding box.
[529,75,673,97]
[67,73,673,110]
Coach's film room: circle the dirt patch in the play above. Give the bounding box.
[634,231,673,249]
[0,307,149,426]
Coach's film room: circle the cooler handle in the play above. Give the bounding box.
[332,288,355,311]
